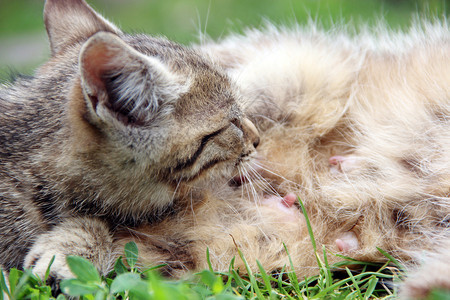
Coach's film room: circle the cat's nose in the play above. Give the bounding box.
[253,137,260,148]
[242,117,260,149]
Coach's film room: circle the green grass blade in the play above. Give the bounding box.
[314,252,326,290]
[313,270,395,298]
[236,247,264,299]
[282,243,301,296]
[297,196,316,252]
[228,256,236,274]
[8,268,19,296]
[322,245,332,289]
[206,248,214,272]
[376,247,404,270]
[302,276,310,299]
[44,255,55,282]
[345,267,363,299]
[0,268,10,300]
[256,260,274,299]
[276,268,288,295]
[141,264,167,274]
[231,269,249,298]
[364,275,378,299]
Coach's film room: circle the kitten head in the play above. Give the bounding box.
[44,0,260,219]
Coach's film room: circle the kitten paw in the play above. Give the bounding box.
[24,248,64,297]
[335,231,359,253]
[24,242,73,280]
[24,217,114,281]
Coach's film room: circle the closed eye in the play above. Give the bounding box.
[201,125,230,146]
[173,125,230,171]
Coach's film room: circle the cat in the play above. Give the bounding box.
[199,20,450,298]
[0,0,261,280]
[113,13,450,299]
[202,17,450,254]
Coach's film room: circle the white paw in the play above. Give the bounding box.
[24,238,72,280]
[24,217,114,280]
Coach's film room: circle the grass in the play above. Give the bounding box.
[0,197,414,300]
[0,245,406,300]
[2,198,450,299]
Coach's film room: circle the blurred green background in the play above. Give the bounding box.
[0,0,447,81]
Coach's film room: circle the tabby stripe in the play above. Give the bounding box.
[32,186,60,225]
[173,125,230,172]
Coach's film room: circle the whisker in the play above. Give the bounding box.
[252,160,300,188]
[171,177,182,202]
[246,164,280,195]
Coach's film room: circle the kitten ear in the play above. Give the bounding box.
[79,32,185,126]
[44,0,121,56]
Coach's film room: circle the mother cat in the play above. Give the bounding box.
[114,6,450,298]
[117,13,450,297]
[199,18,450,297]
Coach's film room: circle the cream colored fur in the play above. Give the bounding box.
[398,239,450,299]
[116,20,450,297]
[200,20,449,258]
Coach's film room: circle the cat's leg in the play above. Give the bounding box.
[24,217,115,281]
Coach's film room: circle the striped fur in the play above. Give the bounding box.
[0,0,259,277]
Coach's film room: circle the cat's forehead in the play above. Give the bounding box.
[175,82,238,121]
[122,33,240,117]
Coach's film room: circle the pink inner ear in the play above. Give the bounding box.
[81,43,115,94]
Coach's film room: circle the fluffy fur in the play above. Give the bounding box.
[116,17,450,298]
[200,19,450,261]
[398,239,450,299]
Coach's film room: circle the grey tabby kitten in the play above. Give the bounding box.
[0,0,259,278]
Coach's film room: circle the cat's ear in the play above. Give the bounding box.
[44,0,121,56]
[79,32,185,126]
